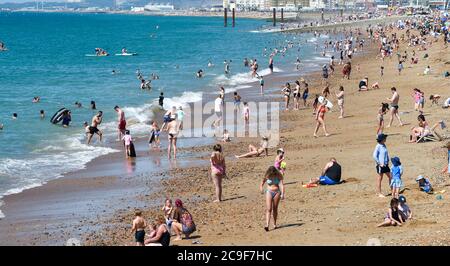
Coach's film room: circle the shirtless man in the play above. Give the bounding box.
[386,87,404,128]
[87,111,103,144]
[114,106,126,141]
[131,210,147,246]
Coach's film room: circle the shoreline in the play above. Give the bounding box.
[84,22,450,246]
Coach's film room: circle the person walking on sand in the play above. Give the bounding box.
[293,80,301,110]
[313,100,330,138]
[114,106,126,141]
[260,166,285,232]
[373,133,391,198]
[386,87,404,128]
[214,95,223,129]
[210,144,226,202]
[335,86,345,119]
[131,210,147,246]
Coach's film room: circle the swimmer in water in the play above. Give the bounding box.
[121,47,127,54]
[40,110,45,119]
[32,96,40,103]
[0,123,3,130]
[12,113,17,120]
[208,60,214,68]
[196,69,204,78]
[75,101,82,108]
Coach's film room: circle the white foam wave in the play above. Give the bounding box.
[214,67,282,87]
[161,91,203,110]
[0,138,119,200]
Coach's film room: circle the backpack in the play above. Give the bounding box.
[181,208,196,231]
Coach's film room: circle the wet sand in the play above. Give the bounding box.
[84,26,450,246]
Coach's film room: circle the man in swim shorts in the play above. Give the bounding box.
[114,106,126,141]
[386,87,403,128]
[87,111,103,145]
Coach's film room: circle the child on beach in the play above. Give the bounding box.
[377,198,404,227]
[131,210,147,246]
[398,195,413,221]
[416,175,433,193]
[390,157,403,199]
[146,222,157,239]
[302,80,309,107]
[122,130,132,158]
[243,102,250,124]
[274,148,285,174]
[380,66,384,77]
[259,76,265,94]
[221,129,231,142]
[397,61,404,75]
[377,103,389,135]
[148,121,160,149]
[161,198,173,228]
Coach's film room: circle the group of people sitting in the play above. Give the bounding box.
[131,198,196,246]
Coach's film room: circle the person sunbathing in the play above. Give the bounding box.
[235,137,269,158]
[409,115,429,143]
[358,77,369,91]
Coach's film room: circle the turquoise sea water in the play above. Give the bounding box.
[0,12,329,208]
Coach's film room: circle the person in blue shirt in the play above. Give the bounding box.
[390,156,403,199]
[373,133,391,198]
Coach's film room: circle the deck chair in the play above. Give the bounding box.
[416,123,443,143]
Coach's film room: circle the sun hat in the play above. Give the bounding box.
[416,175,425,182]
[277,148,285,153]
[376,133,388,142]
[391,156,401,166]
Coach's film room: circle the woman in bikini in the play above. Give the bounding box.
[260,166,284,232]
[293,80,301,110]
[281,83,291,111]
[210,144,226,202]
[235,137,269,158]
[313,101,330,137]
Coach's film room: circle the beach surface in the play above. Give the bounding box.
[80,25,450,246]
[2,18,450,246]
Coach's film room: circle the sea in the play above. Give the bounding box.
[0,11,333,217]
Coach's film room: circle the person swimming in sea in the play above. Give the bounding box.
[40,110,45,119]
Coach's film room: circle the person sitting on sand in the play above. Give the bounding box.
[308,158,342,185]
[398,195,412,221]
[210,144,226,202]
[144,216,171,246]
[260,166,285,232]
[235,136,269,158]
[409,114,430,143]
[171,199,196,241]
[131,210,147,246]
[377,198,404,227]
[221,129,231,142]
[416,175,433,193]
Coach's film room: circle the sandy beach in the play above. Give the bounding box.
[78,18,450,246]
[2,13,450,246]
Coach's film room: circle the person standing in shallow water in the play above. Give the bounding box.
[210,144,226,202]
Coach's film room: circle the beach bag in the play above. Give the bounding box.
[181,208,196,232]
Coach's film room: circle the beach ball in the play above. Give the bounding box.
[280,161,287,169]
